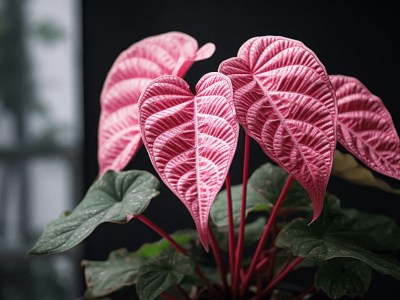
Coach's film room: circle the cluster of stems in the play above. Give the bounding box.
[136,134,304,300]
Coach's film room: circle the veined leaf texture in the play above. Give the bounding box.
[98,32,215,176]
[138,73,239,249]
[330,75,400,180]
[219,36,337,221]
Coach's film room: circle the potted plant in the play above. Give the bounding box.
[30,32,400,300]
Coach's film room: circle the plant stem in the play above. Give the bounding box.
[136,215,186,255]
[208,226,228,291]
[255,256,269,272]
[233,133,251,297]
[293,285,316,300]
[225,174,236,282]
[176,285,191,300]
[255,257,304,300]
[240,176,293,296]
[161,291,178,300]
[136,214,212,291]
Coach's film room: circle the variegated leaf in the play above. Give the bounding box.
[98,32,216,177]
[330,75,400,180]
[219,36,337,221]
[138,73,239,249]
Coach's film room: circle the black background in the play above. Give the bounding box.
[82,0,400,298]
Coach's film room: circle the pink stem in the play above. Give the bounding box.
[225,174,236,281]
[240,176,293,296]
[293,285,316,300]
[208,226,228,291]
[255,257,304,300]
[255,256,269,272]
[233,133,251,297]
[136,215,186,255]
[161,291,178,300]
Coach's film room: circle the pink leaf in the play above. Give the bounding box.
[138,73,239,250]
[330,75,400,179]
[98,32,216,177]
[219,36,337,221]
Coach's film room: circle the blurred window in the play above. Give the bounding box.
[0,0,82,299]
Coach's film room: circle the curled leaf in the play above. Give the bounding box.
[138,73,239,250]
[332,150,400,195]
[219,36,337,220]
[330,75,400,180]
[98,32,216,177]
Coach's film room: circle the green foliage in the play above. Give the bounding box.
[29,170,160,255]
[210,184,269,227]
[137,231,195,258]
[212,217,266,252]
[332,150,400,195]
[276,195,400,280]
[315,258,372,299]
[248,163,312,210]
[82,248,144,298]
[136,248,195,300]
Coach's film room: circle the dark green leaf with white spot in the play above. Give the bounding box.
[315,258,372,299]
[276,195,400,279]
[136,248,195,300]
[82,248,144,298]
[29,170,160,255]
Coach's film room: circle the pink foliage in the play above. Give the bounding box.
[219,36,337,221]
[138,73,239,249]
[98,32,215,177]
[330,75,400,180]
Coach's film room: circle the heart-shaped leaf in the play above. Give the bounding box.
[29,170,160,255]
[219,36,337,221]
[315,258,372,299]
[82,248,144,298]
[98,32,216,177]
[136,248,195,300]
[330,75,400,180]
[332,150,400,194]
[138,72,239,250]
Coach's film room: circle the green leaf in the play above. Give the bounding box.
[248,163,312,211]
[210,184,270,227]
[276,195,400,279]
[137,231,195,258]
[212,217,267,251]
[332,150,400,195]
[82,248,144,298]
[29,170,160,255]
[136,248,195,300]
[315,258,372,299]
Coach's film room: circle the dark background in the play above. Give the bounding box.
[82,0,400,299]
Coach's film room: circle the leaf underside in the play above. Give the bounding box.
[332,150,400,194]
[138,73,239,250]
[330,75,400,180]
[219,36,337,221]
[98,31,216,176]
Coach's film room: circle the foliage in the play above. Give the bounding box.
[30,32,400,300]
